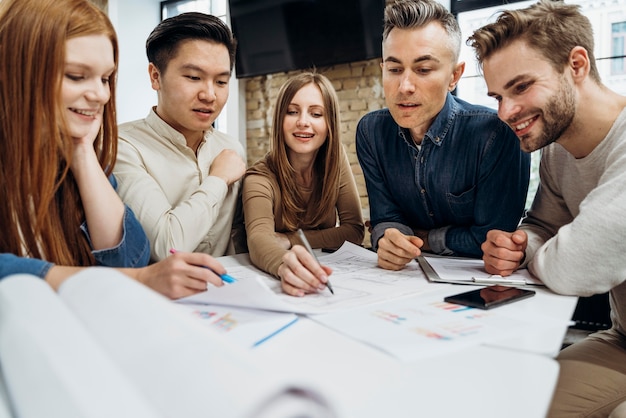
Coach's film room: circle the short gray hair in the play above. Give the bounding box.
[383,0,461,62]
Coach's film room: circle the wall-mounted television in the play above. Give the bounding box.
[229,0,385,79]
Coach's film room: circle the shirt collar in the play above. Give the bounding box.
[145,107,209,150]
[397,92,458,148]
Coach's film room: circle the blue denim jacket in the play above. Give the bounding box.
[0,175,150,280]
[356,93,530,258]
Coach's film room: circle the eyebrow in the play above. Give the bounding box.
[288,103,325,110]
[383,54,440,65]
[179,63,230,77]
[487,74,529,97]
[65,61,116,74]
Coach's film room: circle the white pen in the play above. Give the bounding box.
[472,275,526,286]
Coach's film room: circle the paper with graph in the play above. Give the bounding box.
[174,303,298,348]
[312,290,536,362]
[179,242,434,314]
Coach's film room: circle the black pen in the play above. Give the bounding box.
[296,229,334,295]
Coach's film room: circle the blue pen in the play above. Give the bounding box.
[169,249,236,284]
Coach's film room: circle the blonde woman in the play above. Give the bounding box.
[243,72,364,297]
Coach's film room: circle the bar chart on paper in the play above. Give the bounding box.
[312,293,535,362]
[175,303,298,348]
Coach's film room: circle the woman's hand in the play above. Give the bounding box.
[277,245,332,297]
[130,251,227,299]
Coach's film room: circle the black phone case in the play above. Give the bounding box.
[444,286,536,310]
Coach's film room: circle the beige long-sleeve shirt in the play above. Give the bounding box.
[521,108,626,337]
[243,150,364,277]
[114,109,244,261]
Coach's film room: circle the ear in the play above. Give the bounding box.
[449,61,465,91]
[148,62,161,91]
[569,46,590,83]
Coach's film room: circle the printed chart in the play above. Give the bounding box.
[175,303,298,348]
[312,291,536,362]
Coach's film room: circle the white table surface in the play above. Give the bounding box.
[218,252,578,418]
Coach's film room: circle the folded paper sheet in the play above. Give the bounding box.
[0,271,336,418]
[0,275,160,418]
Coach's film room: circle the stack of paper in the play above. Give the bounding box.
[179,242,435,314]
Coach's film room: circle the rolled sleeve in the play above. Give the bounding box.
[371,222,413,251]
[428,226,453,255]
[0,254,53,281]
[81,206,150,268]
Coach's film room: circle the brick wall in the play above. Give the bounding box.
[243,58,386,246]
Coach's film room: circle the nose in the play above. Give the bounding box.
[198,82,217,102]
[398,72,416,94]
[85,79,110,103]
[296,113,310,127]
[498,97,521,123]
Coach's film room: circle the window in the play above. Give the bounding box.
[161,0,226,20]
[159,0,237,138]
[611,21,626,75]
[455,0,626,209]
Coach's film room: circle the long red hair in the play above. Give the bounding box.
[0,0,119,265]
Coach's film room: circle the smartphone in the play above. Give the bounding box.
[444,285,536,310]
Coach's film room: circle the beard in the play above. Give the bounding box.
[520,74,576,152]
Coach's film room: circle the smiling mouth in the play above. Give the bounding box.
[194,108,214,114]
[398,103,419,109]
[513,115,539,133]
[70,108,96,117]
[294,133,314,139]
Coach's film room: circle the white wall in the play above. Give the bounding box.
[108,0,160,124]
[106,0,450,148]
[107,0,246,152]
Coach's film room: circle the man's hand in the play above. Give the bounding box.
[481,229,527,276]
[376,228,423,270]
[209,149,245,185]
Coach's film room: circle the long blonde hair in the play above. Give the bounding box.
[266,72,342,230]
[0,0,119,265]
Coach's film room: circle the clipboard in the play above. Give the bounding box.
[416,255,544,286]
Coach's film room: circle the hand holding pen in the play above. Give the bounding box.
[169,249,236,284]
[276,229,334,297]
[132,250,233,300]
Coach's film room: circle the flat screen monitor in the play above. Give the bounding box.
[229,0,385,78]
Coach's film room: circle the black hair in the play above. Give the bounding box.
[146,12,237,73]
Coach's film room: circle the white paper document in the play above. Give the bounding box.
[312,289,539,362]
[180,242,435,314]
[418,255,544,286]
[174,303,299,348]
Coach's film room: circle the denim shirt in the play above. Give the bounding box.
[0,175,150,281]
[356,93,530,258]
